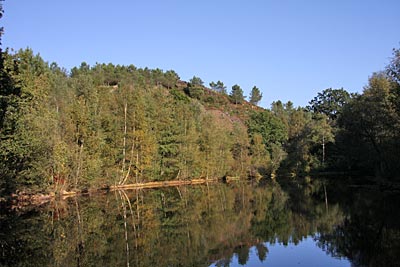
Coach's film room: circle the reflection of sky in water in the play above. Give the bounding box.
[210,236,350,267]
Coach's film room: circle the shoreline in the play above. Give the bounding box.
[1,178,219,209]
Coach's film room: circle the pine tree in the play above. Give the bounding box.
[249,86,262,105]
[230,84,245,104]
[209,80,227,94]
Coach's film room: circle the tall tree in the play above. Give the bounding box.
[184,76,205,100]
[163,70,179,89]
[209,80,227,94]
[189,76,203,86]
[338,72,400,177]
[307,88,351,122]
[309,113,334,165]
[249,86,262,105]
[0,49,54,193]
[386,48,400,114]
[230,84,245,104]
[247,110,287,149]
[387,47,400,85]
[247,110,287,175]
[198,114,233,179]
[0,0,4,47]
[0,0,9,130]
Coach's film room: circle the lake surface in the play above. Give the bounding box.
[1,178,399,267]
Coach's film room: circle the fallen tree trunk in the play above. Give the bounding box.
[2,178,219,209]
[110,178,217,190]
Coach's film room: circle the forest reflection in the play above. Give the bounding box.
[1,178,399,267]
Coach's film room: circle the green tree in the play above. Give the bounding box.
[198,114,235,179]
[387,47,400,85]
[247,110,287,175]
[386,47,400,114]
[184,83,204,100]
[0,49,54,193]
[209,80,227,94]
[249,132,271,178]
[189,76,203,86]
[0,0,4,47]
[307,88,351,121]
[249,86,262,105]
[309,113,334,165]
[163,70,179,89]
[338,72,400,177]
[270,102,333,175]
[230,84,245,104]
[247,110,288,149]
[230,123,251,177]
[66,73,105,190]
[0,0,11,131]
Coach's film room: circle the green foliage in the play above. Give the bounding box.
[230,84,245,104]
[170,88,190,103]
[198,114,235,178]
[307,88,351,121]
[2,45,400,195]
[302,51,400,178]
[163,70,180,89]
[209,80,227,94]
[189,75,203,86]
[387,47,400,85]
[269,101,334,175]
[0,1,3,48]
[338,72,400,177]
[247,110,288,149]
[184,83,204,99]
[249,86,262,105]
[247,110,287,175]
[0,49,54,193]
[386,48,400,116]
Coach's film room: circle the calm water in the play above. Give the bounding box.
[1,178,399,267]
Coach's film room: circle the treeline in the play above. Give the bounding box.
[0,48,251,194]
[0,47,399,195]
[307,49,400,179]
[0,48,289,195]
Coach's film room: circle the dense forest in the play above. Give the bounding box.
[0,46,399,197]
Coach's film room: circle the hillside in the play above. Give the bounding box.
[174,79,263,118]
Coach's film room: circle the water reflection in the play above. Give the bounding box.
[0,178,399,267]
[210,237,349,267]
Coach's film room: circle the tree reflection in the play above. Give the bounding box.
[317,187,400,267]
[1,179,399,267]
[255,243,268,262]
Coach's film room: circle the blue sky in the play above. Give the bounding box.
[2,0,399,107]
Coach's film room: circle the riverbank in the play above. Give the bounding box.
[0,178,218,209]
